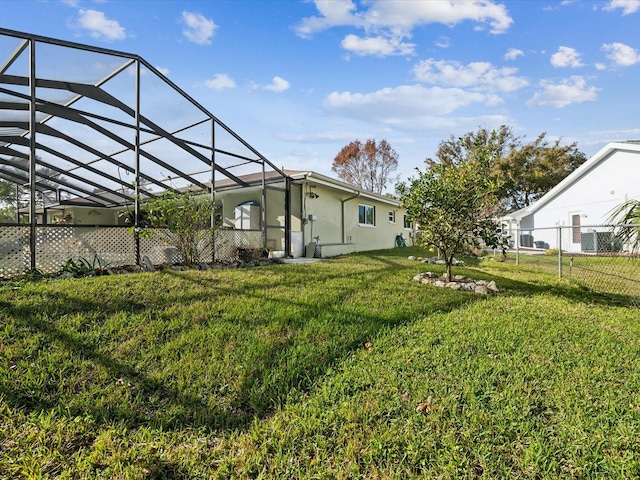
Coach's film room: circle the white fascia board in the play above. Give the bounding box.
[291,171,401,207]
[521,142,640,216]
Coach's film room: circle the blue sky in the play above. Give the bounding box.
[3,0,640,186]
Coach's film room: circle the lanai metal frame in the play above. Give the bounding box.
[0,28,291,269]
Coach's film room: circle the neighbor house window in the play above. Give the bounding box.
[359,204,375,226]
[388,210,395,223]
[403,215,412,229]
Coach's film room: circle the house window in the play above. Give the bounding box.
[403,215,412,229]
[358,204,375,226]
[388,210,395,223]
[572,214,581,243]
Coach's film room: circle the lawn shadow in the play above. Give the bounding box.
[1,258,484,435]
[464,263,640,309]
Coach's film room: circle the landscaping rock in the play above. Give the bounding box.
[142,255,155,272]
[409,270,502,296]
[487,281,500,293]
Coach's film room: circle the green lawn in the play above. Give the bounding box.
[1,248,639,479]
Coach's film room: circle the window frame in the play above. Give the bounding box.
[358,203,376,227]
[403,214,413,230]
[388,210,396,224]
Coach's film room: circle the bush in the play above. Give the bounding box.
[142,190,219,265]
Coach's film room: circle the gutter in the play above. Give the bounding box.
[341,191,360,244]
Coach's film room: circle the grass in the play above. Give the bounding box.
[1,247,639,478]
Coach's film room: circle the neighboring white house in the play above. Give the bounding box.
[501,141,640,253]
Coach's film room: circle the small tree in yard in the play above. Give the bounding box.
[399,150,506,282]
[143,190,218,265]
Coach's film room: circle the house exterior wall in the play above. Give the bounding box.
[514,147,640,252]
[297,181,408,257]
[45,206,120,226]
[36,174,409,258]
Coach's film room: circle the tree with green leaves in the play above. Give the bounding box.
[429,125,587,214]
[332,139,399,194]
[142,190,219,265]
[0,178,21,222]
[399,143,506,282]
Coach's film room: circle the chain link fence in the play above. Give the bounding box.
[511,224,639,308]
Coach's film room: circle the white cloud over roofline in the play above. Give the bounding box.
[204,74,236,90]
[504,48,524,60]
[341,34,415,57]
[526,76,598,108]
[412,59,528,92]
[604,0,640,15]
[77,9,126,41]
[323,84,490,126]
[249,77,291,93]
[550,46,584,68]
[182,11,217,45]
[295,0,513,57]
[602,42,640,66]
[263,76,290,93]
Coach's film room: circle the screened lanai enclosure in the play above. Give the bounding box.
[0,29,291,278]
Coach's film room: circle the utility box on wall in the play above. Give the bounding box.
[234,204,260,230]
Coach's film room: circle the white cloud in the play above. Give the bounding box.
[278,131,362,143]
[323,85,489,126]
[604,0,640,14]
[526,76,598,108]
[77,9,126,41]
[263,76,290,93]
[182,11,217,45]
[550,46,584,68]
[341,34,415,56]
[204,74,236,90]
[295,0,359,38]
[156,67,170,76]
[602,42,640,66]
[504,48,524,60]
[435,36,450,49]
[412,59,528,92]
[295,0,513,57]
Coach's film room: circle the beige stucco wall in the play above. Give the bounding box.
[296,181,410,257]
[47,178,409,258]
[46,206,120,225]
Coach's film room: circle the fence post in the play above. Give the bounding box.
[557,226,562,279]
[515,225,520,266]
[135,228,141,267]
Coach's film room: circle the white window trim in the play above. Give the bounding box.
[388,210,396,224]
[358,203,376,227]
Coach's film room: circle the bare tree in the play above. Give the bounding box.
[331,139,399,194]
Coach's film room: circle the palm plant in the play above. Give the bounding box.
[609,199,640,255]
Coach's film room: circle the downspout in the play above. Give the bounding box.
[284,176,291,256]
[302,181,308,247]
[341,191,360,244]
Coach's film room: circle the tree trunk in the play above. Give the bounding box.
[445,259,453,282]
